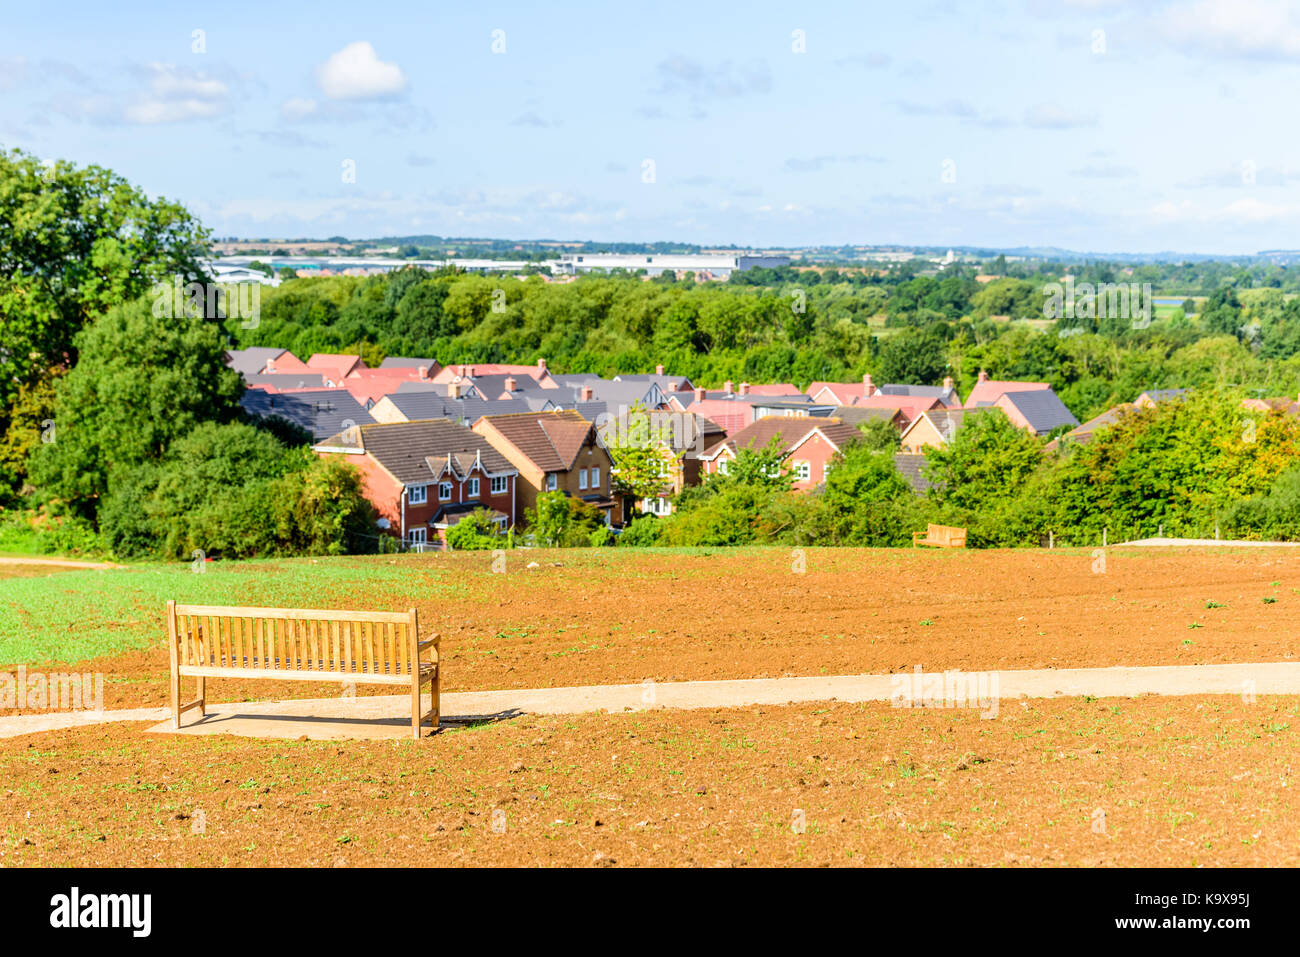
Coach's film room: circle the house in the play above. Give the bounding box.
[604,413,725,517]
[369,391,536,426]
[378,356,443,376]
[850,393,944,429]
[314,419,519,550]
[682,382,818,434]
[612,365,695,393]
[473,410,621,526]
[241,387,375,441]
[831,405,905,430]
[225,347,296,379]
[432,358,560,389]
[807,374,959,409]
[807,375,874,406]
[962,370,1050,409]
[1045,404,1135,452]
[994,390,1080,436]
[699,416,863,491]
[243,372,328,391]
[306,353,367,384]
[898,407,989,452]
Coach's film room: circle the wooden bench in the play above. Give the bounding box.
[167,602,439,739]
[912,523,967,548]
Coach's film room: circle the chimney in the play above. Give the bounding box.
[863,373,875,397]
[978,370,989,383]
[580,385,593,401]
[266,358,275,372]
[417,365,428,379]
[655,364,665,375]
[449,381,462,399]
[537,357,548,373]
[465,364,474,378]
[739,381,750,396]
[943,376,954,391]
[694,386,706,403]
[504,376,517,393]
[723,380,733,395]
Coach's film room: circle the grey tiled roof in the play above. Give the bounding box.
[893,453,934,494]
[241,387,375,440]
[1000,390,1080,434]
[385,392,534,425]
[379,356,439,369]
[244,373,326,389]
[319,419,515,485]
[225,347,287,378]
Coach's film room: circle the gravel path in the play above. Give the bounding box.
[1,660,1296,741]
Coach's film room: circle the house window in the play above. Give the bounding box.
[642,497,670,516]
[408,484,427,505]
[717,459,730,475]
[439,482,453,501]
[793,461,811,481]
[590,466,600,489]
[494,516,508,531]
[490,475,507,494]
[578,469,588,490]
[545,473,558,491]
[467,477,480,497]
[407,527,427,548]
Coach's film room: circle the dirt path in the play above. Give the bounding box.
[2,660,1295,741]
[0,556,123,569]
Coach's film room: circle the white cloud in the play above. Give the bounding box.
[280,97,319,121]
[1024,102,1098,129]
[315,41,408,100]
[124,98,226,124]
[1148,195,1300,224]
[1155,0,1300,61]
[122,63,231,124]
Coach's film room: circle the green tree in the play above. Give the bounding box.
[28,296,244,521]
[923,409,1045,513]
[874,328,948,384]
[0,148,210,408]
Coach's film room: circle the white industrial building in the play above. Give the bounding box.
[553,253,789,277]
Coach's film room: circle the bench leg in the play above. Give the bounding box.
[169,667,180,730]
[196,676,206,717]
[411,676,421,740]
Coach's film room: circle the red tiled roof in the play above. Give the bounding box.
[717,415,862,459]
[477,410,594,472]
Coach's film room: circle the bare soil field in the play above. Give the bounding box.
[7,547,1300,713]
[3,694,1297,867]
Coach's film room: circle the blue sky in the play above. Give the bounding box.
[4,0,1300,254]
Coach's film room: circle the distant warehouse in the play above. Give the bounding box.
[554,252,789,278]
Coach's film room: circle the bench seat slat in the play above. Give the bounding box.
[177,662,436,684]
[175,604,412,624]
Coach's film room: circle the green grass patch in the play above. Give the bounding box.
[0,554,469,665]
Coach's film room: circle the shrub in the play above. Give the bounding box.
[617,515,662,547]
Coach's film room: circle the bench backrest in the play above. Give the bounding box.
[928,524,966,544]
[169,603,422,677]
